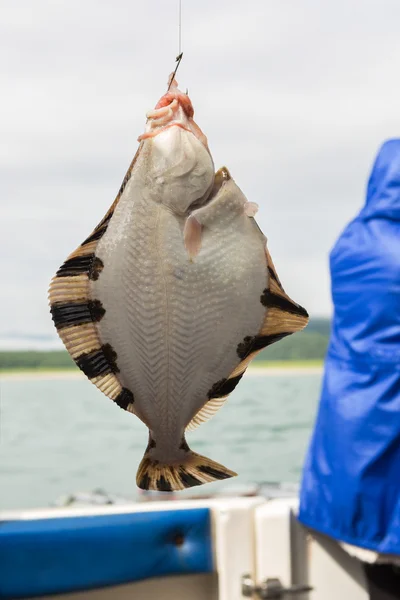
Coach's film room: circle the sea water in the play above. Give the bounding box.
[0,371,322,509]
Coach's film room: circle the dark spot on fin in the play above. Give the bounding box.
[114,388,134,410]
[251,332,292,351]
[82,228,106,245]
[261,289,309,318]
[56,254,95,278]
[268,266,278,282]
[56,254,104,282]
[237,335,255,359]
[179,469,203,488]
[207,374,244,400]
[94,212,113,233]
[88,300,106,322]
[50,300,105,330]
[73,343,119,379]
[83,212,113,245]
[138,472,151,490]
[101,343,119,373]
[76,347,113,379]
[198,464,232,480]
[89,257,104,281]
[157,475,173,492]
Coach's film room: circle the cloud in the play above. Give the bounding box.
[2,0,400,344]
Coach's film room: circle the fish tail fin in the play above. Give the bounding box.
[136,438,236,492]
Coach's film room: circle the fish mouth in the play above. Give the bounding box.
[138,77,209,150]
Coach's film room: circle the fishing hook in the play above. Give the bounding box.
[168,52,183,90]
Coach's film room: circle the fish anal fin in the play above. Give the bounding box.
[186,396,228,431]
[186,371,246,431]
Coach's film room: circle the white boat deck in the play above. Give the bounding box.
[0,496,378,599]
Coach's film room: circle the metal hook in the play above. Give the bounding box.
[167,52,183,91]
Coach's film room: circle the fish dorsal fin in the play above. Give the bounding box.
[186,243,309,432]
[48,149,142,415]
[259,245,309,339]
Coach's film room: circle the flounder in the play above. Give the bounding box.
[48,77,309,492]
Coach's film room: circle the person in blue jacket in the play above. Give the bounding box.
[298,139,400,560]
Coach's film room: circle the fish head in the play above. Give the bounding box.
[138,76,215,214]
[183,167,262,260]
[207,167,260,219]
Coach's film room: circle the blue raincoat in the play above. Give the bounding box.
[298,139,400,554]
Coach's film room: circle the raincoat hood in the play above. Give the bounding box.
[298,139,400,555]
[327,138,400,365]
[361,138,400,221]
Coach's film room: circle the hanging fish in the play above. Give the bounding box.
[48,76,309,492]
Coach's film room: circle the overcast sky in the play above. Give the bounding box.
[1,0,400,347]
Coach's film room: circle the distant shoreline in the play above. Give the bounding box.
[0,362,323,381]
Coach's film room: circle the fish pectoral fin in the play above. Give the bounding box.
[244,201,259,217]
[136,437,236,492]
[183,215,203,260]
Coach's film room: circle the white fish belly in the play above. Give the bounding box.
[92,187,267,443]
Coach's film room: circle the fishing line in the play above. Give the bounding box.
[167,0,183,90]
[178,0,182,56]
